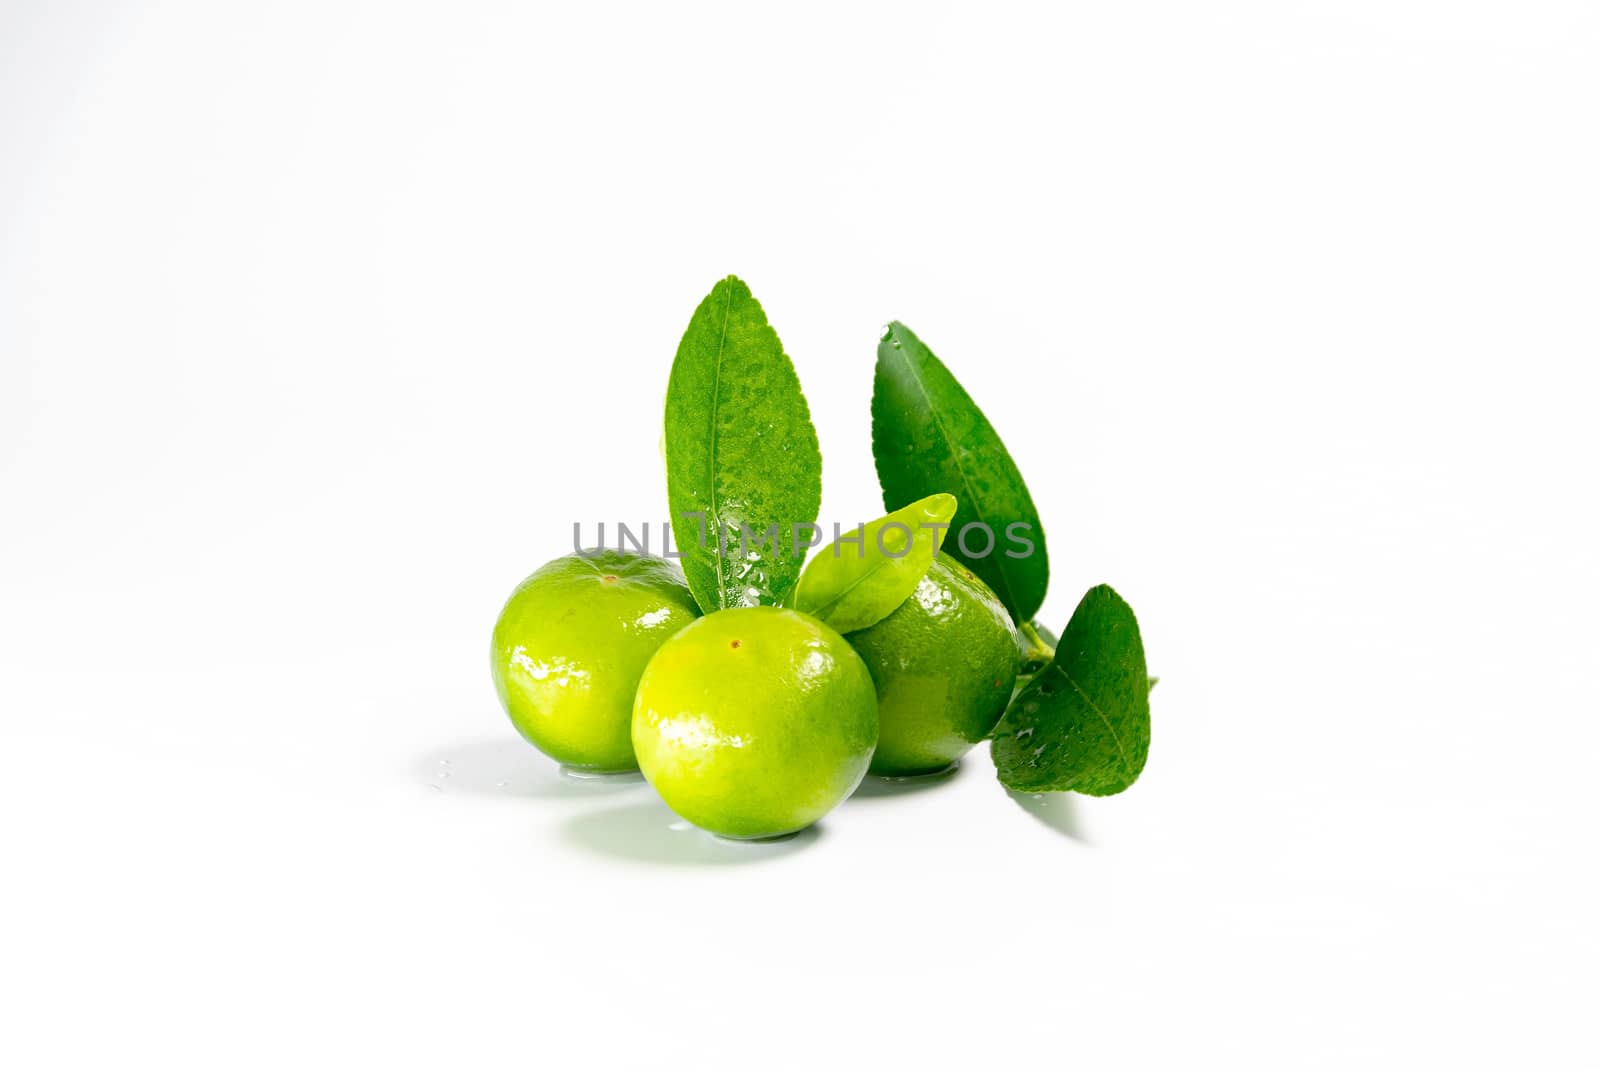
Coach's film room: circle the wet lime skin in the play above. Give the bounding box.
[491,550,700,772]
[632,607,878,839]
[847,557,1020,776]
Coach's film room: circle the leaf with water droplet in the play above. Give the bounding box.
[791,492,957,633]
[991,584,1149,795]
[665,276,823,612]
[872,322,1049,623]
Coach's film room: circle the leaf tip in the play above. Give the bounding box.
[1082,582,1129,611]
[712,273,751,299]
[878,320,914,354]
[919,492,958,535]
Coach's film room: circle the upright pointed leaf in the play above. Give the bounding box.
[792,492,957,633]
[665,276,822,613]
[872,322,1048,623]
[991,584,1149,795]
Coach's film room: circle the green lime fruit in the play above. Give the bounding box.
[631,607,878,839]
[846,556,1020,776]
[490,550,700,772]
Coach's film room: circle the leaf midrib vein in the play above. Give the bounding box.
[807,549,897,622]
[1050,662,1132,773]
[707,284,732,608]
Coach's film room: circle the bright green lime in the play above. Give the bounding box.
[846,556,1020,776]
[490,550,700,772]
[631,607,878,839]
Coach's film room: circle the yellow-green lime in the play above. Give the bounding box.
[490,550,700,772]
[631,607,878,839]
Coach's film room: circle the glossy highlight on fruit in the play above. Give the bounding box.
[491,550,700,772]
[847,556,1020,776]
[631,607,878,839]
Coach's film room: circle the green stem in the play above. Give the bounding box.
[1018,620,1055,664]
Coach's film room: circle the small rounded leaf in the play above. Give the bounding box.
[991,585,1150,795]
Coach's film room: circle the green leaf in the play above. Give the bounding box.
[872,322,1048,623]
[990,584,1149,795]
[792,492,958,633]
[665,276,822,614]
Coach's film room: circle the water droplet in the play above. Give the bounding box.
[437,771,451,779]
[439,759,451,766]
[496,780,509,788]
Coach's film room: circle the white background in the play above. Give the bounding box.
[3,2,1597,1065]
